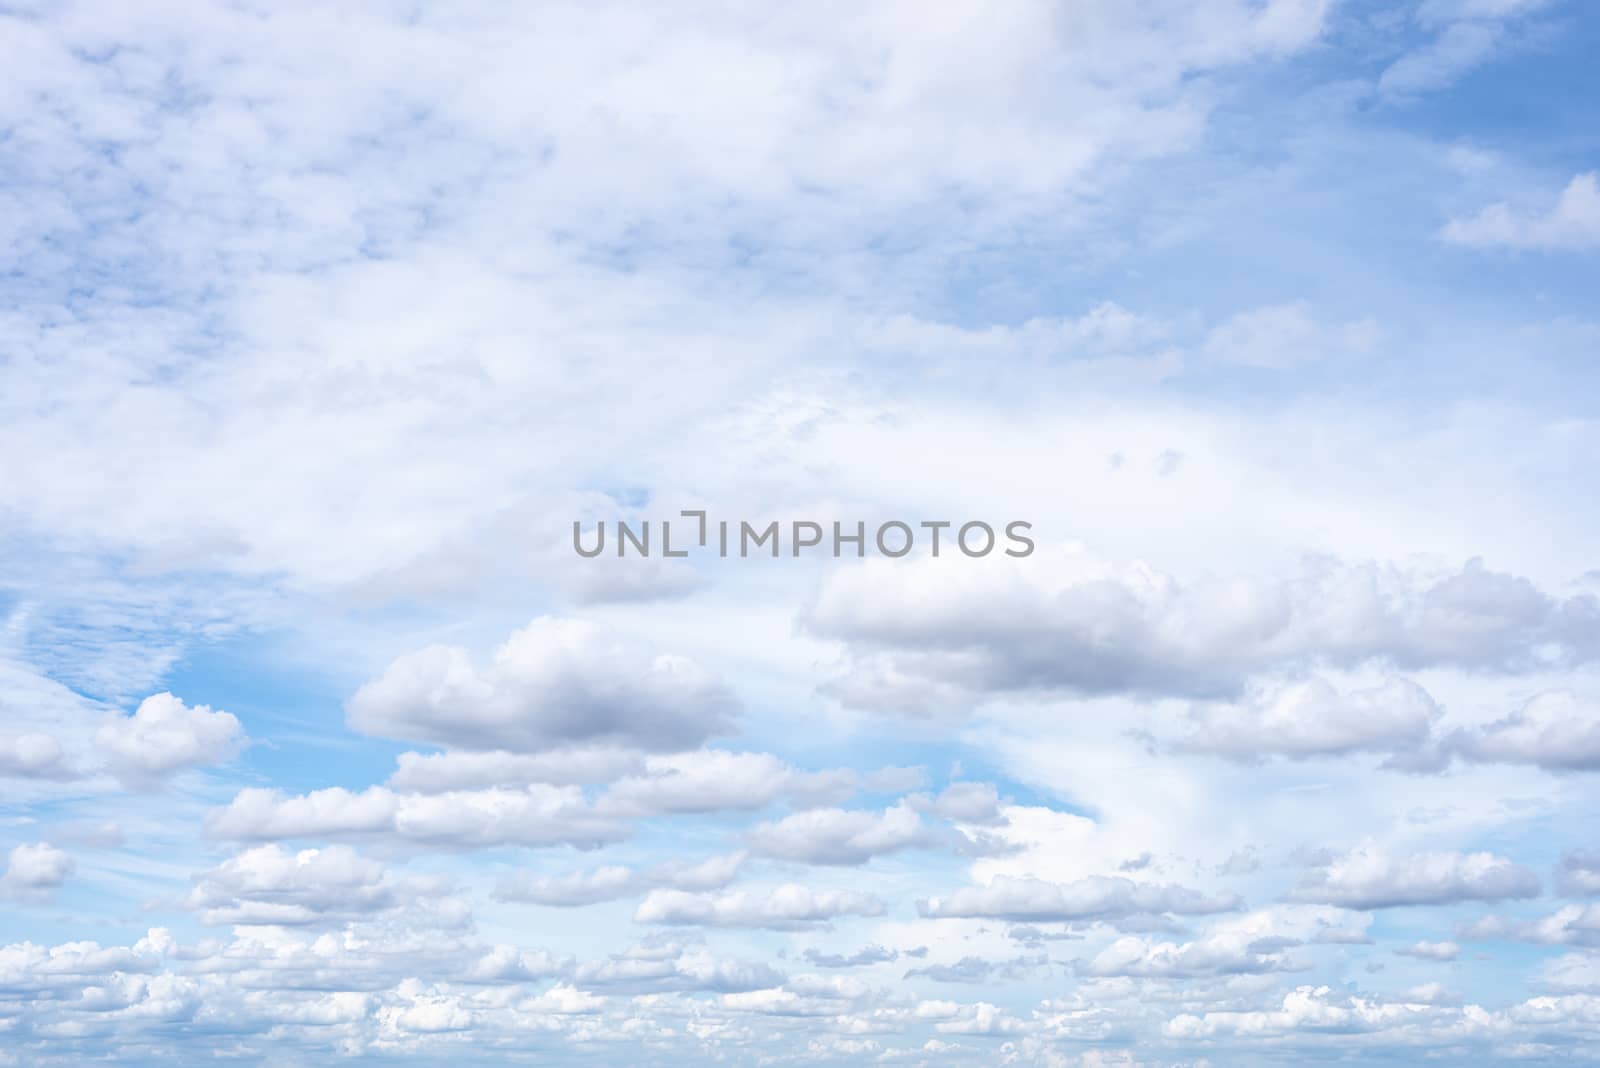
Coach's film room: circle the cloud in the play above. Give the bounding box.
[386,747,647,792]
[185,844,452,926]
[0,731,77,780]
[0,842,74,901]
[1396,940,1461,961]
[1179,676,1440,763]
[802,944,902,969]
[807,551,1599,711]
[748,802,943,866]
[905,953,1050,984]
[1460,905,1600,947]
[494,852,745,907]
[206,784,624,850]
[633,884,885,929]
[918,875,1239,922]
[575,937,784,994]
[1446,690,1600,771]
[1290,844,1540,908]
[597,750,853,817]
[346,617,736,753]
[1556,850,1600,897]
[909,782,1008,825]
[1200,302,1377,369]
[1442,172,1600,251]
[94,692,244,787]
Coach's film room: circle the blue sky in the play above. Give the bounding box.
[4,1,1600,1065]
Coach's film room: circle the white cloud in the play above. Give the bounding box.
[1447,690,1600,770]
[494,852,745,907]
[0,841,74,901]
[185,844,451,926]
[94,692,244,787]
[0,731,76,780]
[808,549,1597,710]
[634,884,886,929]
[1291,844,1540,908]
[206,784,624,850]
[919,875,1239,922]
[1180,676,1440,762]
[748,802,942,866]
[346,618,736,753]
[1397,940,1462,961]
[1442,173,1600,251]
[1556,850,1600,897]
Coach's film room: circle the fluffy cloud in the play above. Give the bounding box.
[347,618,736,753]
[206,784,624,850]
[388,747,646,792]
[634,884,886,929]
[0,841,74,901]
[748,802,943,865]
[1443,172,1600,251]
[807,551,1599,710]
[597,750,854,817]
[919,875,1239,922]
[94,692,244,787]
[1180,676,1440,762]
[1446,690,1600,771]
[186,845,451,926]
[1557,850,1600,897]
[1461,905,1600,947]
[1396,940,1462,961]
[0,731,76,780]
[1291,844,1540,909]
[494,852,745,907]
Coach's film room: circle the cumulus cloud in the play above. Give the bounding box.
[494,852,745,907]
[802,944,902,969]
[575,937,784,994]
[346,618,736,753]
[748,802,944,866]
[1442,173,1600,251]
[0,842,74,901]
[905,953,1050,984]
[186,845,451,926]
[1446,690,1600,771]
[387,747,646,792]
[0,731,77,780]
[1396,940,1461,961]
[1460,904,1600,947]
[634,884,885,930]
[597,750,854,817]
[1556,850,1600,897]
[206,784,624,850]
[1180,676,1440,763]
[909,782,1008,825]
[919,875,1239,922]
[807,551,1599,711]
[1290,844,1540,909]
[94,693,244,787]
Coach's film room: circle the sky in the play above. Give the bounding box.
[3,0,1600,1065]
